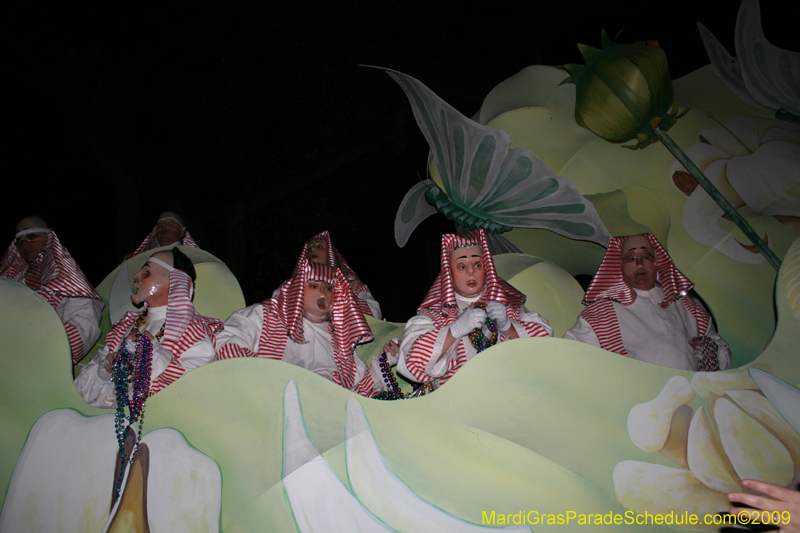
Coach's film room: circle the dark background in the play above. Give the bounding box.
[3,1,793,322]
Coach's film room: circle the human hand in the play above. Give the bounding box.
[728,479,800,533]
[484,301,510,332]
[103,351,117,373]
[449,307,486,339]
[382,339,400,366]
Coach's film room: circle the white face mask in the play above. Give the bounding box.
[131,262,169,305]
[302,280,334,323]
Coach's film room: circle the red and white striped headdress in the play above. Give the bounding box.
[1,230,103,312]
[418,229,526,312]
[104,254,223,394]
[128,225,199,259]
[580,233,710,355]
[252,259,372,389]
[277,260,372,347]
[582,233,694,307]
[298,230,368,295]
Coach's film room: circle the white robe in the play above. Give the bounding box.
[398,293,553,385]
[564,286,731,371]
[13,271,102,361]
[74,305,216,408]
[215,303,383,393]
[56,296,103,360]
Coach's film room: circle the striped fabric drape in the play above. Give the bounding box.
[299,230,373,316]
[217,259,374,391]
[419,229,526,311]
[580,233,710,355]
[1,231,104,361]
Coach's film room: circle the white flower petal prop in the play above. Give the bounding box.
[371,66,611,248]
[698,0,800,116]
[281,382,391,533]
[0,410,118,532]
[0,411,221,533]
[617,367,799,522]
[627,376,695,453]
[686,407,741,493]
[613,461,731,519]
[103,429,221,533]
[345,398,528,532]
[691,364,772,398]
[779,238,800,320]
[671,116,800,263]
[713,397,793,486]
[750,368,800,438]
[726,389,800,484]
[681,164,766,263]
[727,140,800,217]
[697,117,760,156]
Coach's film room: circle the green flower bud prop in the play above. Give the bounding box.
[562,30,686,149]
[563,31,781,270]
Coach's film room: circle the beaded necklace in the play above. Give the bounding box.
[467,302,498,353]
[694,336,720,372]
[111,309,159,502]
[375,350,404,400]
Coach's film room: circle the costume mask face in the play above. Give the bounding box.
[621,235,657,291]
[307,240,328,265]
[303,280,334,323]
[15,232,47,264]
[155,216,184,246]
[450,245,485,298]
[131,258,170,306]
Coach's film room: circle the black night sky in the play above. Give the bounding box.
[4,1,793,321]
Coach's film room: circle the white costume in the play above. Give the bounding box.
[398,230,552,387]
[75,263,221,408]
[564,285,731,371]
[1,229,103,363]
[564,232,731,371]
[216,260,383,397]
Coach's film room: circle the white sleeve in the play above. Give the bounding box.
[512,307,554,338]
[74,344,116,409]
[215,304,266,355]
[357,290,382,320]
[149,342,173,382]
[563,315,602,348]
[55,297,103,358]
[174,337,216,371]
[397,314,458,382]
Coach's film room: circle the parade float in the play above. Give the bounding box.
[1,0,798,530]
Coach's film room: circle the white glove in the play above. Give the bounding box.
[484,301,510,332]
[382,338,400,366]
[449,307,487,339]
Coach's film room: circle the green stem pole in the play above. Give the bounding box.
[653,126,781,271]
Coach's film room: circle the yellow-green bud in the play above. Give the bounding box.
[563,30,686,149]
